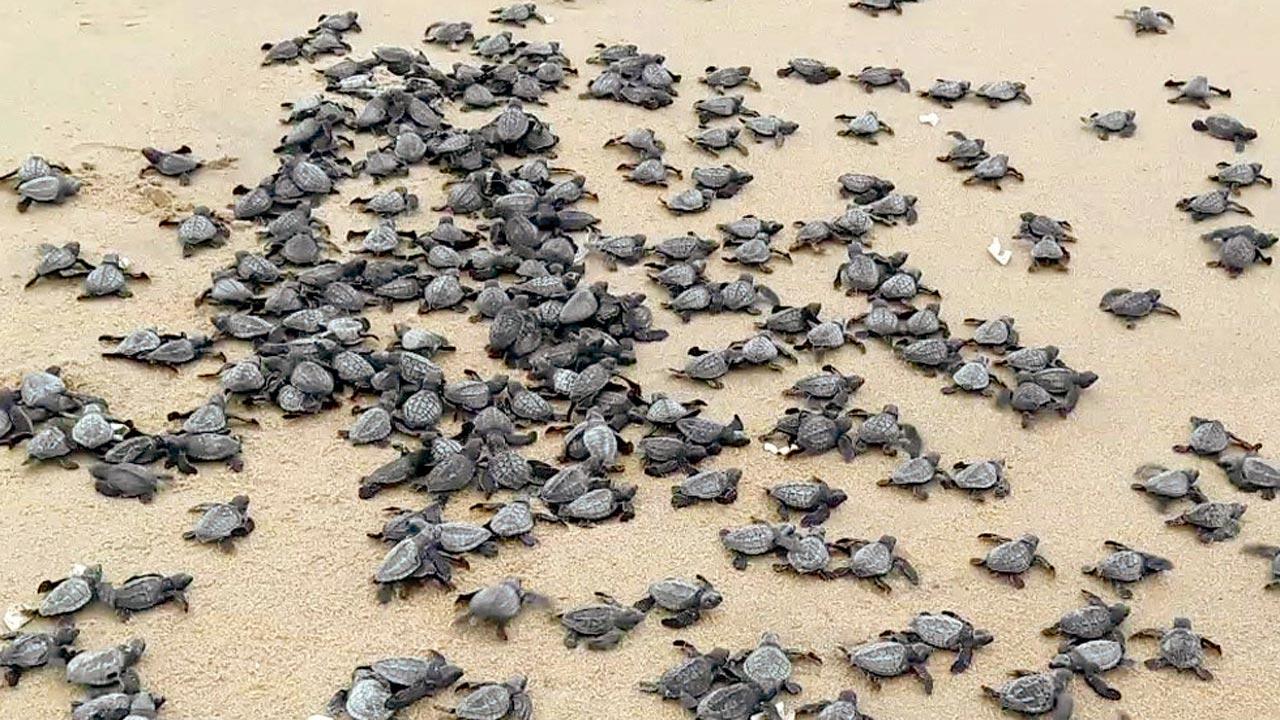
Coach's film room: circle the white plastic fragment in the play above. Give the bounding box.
[918,112,940,126]
[988,237,1012,266]
[4,605,32,631]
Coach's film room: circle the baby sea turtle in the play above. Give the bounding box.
[99,573,193,620]
[1099,288,1179,328]
[635,575,723,628]
[14,170,81,212]
[942,356,1006,398]
[1044,590,1130,642]
[1165,76,1230,109]
[424,21,474,50]
[834,535,919,591]
[971,533,1053,589]
[936,131,989,168]
[878,452,947,500]
[1130,464,1206,507]
[852,66,909,93]
[1242,544,1280,590]
[604,127,666,158]
[454,577,549,640]
[740,115,799,146]
[1082,110,1136,140]
[721,518,791,570]
[443,675,531,720]
[639,640,730,704]
[1083,540,1173,599]
[1117,6,1174,34]
[1172,416,1260,457]
[943,459,1010,500]
[159,206,230,256]
[618,158,683,186]
[772,526,838,579]
[964,316,1019,353]
[1177,188,1251,221]
[795,690,871,719]
[785,365,865,407]
[846,404,922,457]
[695,682,775,720]
[140,145,203,184]
[907,611,993,673]
[702,65,759,93]
[34,565,102,618]
[65,638,146,692]
[558,592,646,650]
[162,432,245,473]
[838,173,895,204]
[976,80,1032,107]
[862,193,918,225]
[672,468,741,507]
[964,154,1024,189]
[1192,114,1257,152]
[839,634,933,693]
[731,631,821,696]
[670,348,735,388]
[662,187,717,215]
[489,3,547,27]
[982,668,1074,719]
[694,95,757,125]
[554,483,636,525]
[90,463,169,503]
[1209,161,1271,195]
[183,495,254,551]
[1,624,78,686]
[1166,501,1246,543]
[835,112,893,144]
[26,242,94,287]
[688,127,749,156]
[776,58,841,84]
[1219,454,1280,498]
[850,0,911,15]
[1131,617,1220,681]
[767,477,847,526]
[918,79,970,107]
[81,254,149,299]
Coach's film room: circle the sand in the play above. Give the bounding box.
[2,0,1279,718]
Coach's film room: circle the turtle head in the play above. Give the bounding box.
[1109,602,1132,624]
[53,624,81,645]
[699,588,724,610]
[1074,371,1100,389]
[971,628,995,647]
[1143,554,1174,573]
[1173,616,1192,629]
[828,488,849,508]
[907,643,932,662]
[1048,652,1071,669]
[168,573,195,590]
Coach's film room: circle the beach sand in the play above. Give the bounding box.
[2,1,1279,718]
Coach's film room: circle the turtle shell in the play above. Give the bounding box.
[850,641,908,676]
[890,456,937,485]
[784,533,831,573]
[488,502,535,538]
[438,523,492,553]
[985,539,1034,573]
[72,412,114,449]
[66,645,131,686]
[559,488,618,520]
[1068,639,1124,671]
[850,542,892,577]
[1057,605,1120,640]
[651,655,718,698]
[994,672,1056,714]
[951,361,992,391]
[678,470,734,499]
[28,426,72,460]
[191,504,245,541]
[910,612,967,650]
[696,682,762,720]
[399,390,443,429]
[561,604,620,635]
[346,676,393,720]
[647,579,701,610]
[741,641,793,690]
[952,461,1002,490]
[1160,627,1204,668]
[454,684,512,720]
[347,407,392,445]
[371,655,442,686]
[721,523,777,555]
[468,582,522,621]
[1094,550,1144,582]
[183,432,241,460]
[39,576,95,616]
[770,482,824,509]
[1187,420,1229,454]
[376,536,425,583]
[1181,502,1240,528]
[857,412,899,445]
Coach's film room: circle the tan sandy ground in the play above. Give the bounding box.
[2,1,1279,718]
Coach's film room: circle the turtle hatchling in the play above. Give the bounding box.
[159,206,230,256]
[454,577,549,640]
[835,111,893,144]
[1082,540,1172,599]
[1,624,79,686]
[942,356,1007,398]
[26,242,94,287]
[1118,6,1174,33]
[943,459,1010,500]
[99,573,192,620]
[1131,617,1221,681]
[65,638,146,691]
[740,115,799,146]
[963,154,1024,189]
[731,631,821,696]
[977,80,1032,106]
[424,21,474,50]
[936,131,989,169]
[558,592,645,650]
[661,187,716,215]
[839,634,933,693]
[767,477,847,526]
[1166,75,1230,109]
[34,565,102,618]
[1192,114,1257,152]
[1177,188,1251,221]
[852,66,909,93]
[443,675,531,720]
[776,58,841,84]
[834,535,919,592]
[794,690,872,720]
[701,65,759,92]
[981,668,1074,719]
[1082,110,1136,140]
[618,158,683,186]
[688,127,749,156]
[638,640,730,703]
[635,575,723,628]
[90,463,169,503]
[878,452,947,500]
[1165,501,1246,543]
[970,533,1054,589]
[908,611,993,673]
[721,518,791,570]
[183,495,254,551]
[1043,590,1130,641]
[1099,288,1179,328]
[1242,544,1280,590]
[140,145,203,184]
[918,79,970,107]
[1218,453,1280,498]
[81,254,148,299]
[1130,464,1206,507]
[672,467,741,508]
[1172,416,1260,457]
[489,3,547,27]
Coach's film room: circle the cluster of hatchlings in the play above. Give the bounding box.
[6,4,1279,720]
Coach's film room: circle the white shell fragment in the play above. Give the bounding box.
[987,237,1012,266]
[918,113,940,126]
[4,604,33,631]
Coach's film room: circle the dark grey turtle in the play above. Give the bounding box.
[90,463,169,503]
[1242,544,1280,590]
[695,682,775,720]
[977,80,1032,107]
[1131,464,1206,507]
[1,154,70,185]
[26,242,94,287]
[1026,237,1071,272]
[261,37,303,65]
[1118,6,1174,33]
[835,111,893,144]
[1132,617,1220,681]
[936,131,988,168]
[837,173,894,204]
[424,21,474,50]
[1204,230,1273,276]
[942,356,1007,397]
[894,337,965,374]
[919,79,970,107]
[719,272,780,314]
[964,316,1019,353]
[839,635,933,693]
[81,254,148,299]
[444,676,531,720]
[71,689,164,720]
[995,345,1060,372]
[589,233,650,269]
[970,533,1054,589]
[767,477,847,526]
[635,575,723,628]
[472,497,554,546]
[454,577,548,640]
[661,187,716,214]
[1099,287,1180,328]
[692,164,754,199]
[1208,161,1269,194]
[694,95,758,125]
[350,186,419,217]
[2,624,79,686]
[732,631,821,695]
[784,365,865,407]
[640,435,711,477]
[1050,638,1130,700]
[167,394,255,433]
[604,127,666,158]
[1219,453,1280,498]
[98,573,193,620]
[794,690,870,720]
[772,526,838,579]
[847,404,923,457]
[982,668,1074,719]
[672,468,741,508]
[877,452,947,499]
[140,145,202,184]
[25,424,77,469]
[1082,110,1136,140]
[369,652,464,711]
[670,348,735,388]
[14,170,81,211]
[1192,114,1257,152]
[963,153,1024,189]
[794,318,861,357]
[65,638,146,691]
[1043,590,1130,641]
[721,518,792,570]
[1173,416,1259,457]
[777,58,841,84]
[558,592,645,649]
[943,459,1010,500]
[1166,501,1246,543]
[688,127,749,156]
[908,611,993,674]
[35,565,102,618]
[374,531,459,601]
[702,65,759,92]
[554,484,636,525]
[718,214,784,244]
[1015,213,1075,242]
[1082,540,1172,599]
[740,115,799,146]
[335,668,394,720]
[1165,75,1230,109]
[158,206,230,256]
[162,431,245,473]
[833,535,919,591]
[489,3,546,27]
[861,193,918,225]
[852,66,909,93]
[183,495,254,551]
[1177,188,1251,221]
[638,640,731,703]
